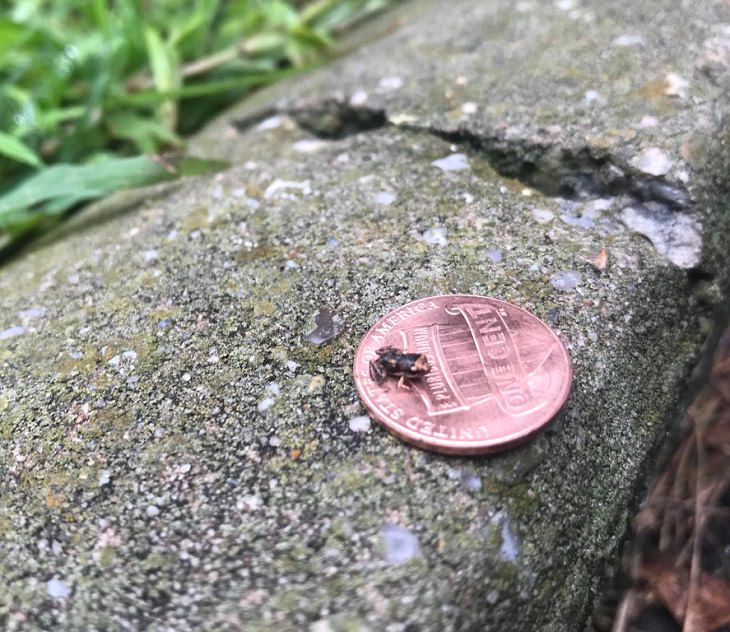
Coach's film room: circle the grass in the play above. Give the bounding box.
[0,0,391,249]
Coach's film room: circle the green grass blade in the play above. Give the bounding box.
[0,17,27,57]
[242,32,289,55]
[92,0,111,38]
[107,111,184,153]
[0,131,43,169]
[0,0,397,251]
[0,154,225,232]
[145,26,181,129]
[113,66,304,107]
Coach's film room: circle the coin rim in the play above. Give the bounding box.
[353,294,573,455]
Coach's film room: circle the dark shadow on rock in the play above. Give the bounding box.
[0,183,180,268]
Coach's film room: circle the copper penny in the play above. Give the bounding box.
[353,295,572,455]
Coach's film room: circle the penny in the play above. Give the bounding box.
[353,295,572,455]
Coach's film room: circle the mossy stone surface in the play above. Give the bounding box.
[2,0,730,630]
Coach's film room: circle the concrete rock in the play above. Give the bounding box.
[2,0,730,630]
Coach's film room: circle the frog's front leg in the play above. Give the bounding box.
[397,375,414,391]
[369,360,387,383]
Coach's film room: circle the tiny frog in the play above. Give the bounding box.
[369,346,432,391]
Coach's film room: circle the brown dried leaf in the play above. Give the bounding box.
[704,419,730,452]
[685,573,730,632]
[612,323,730,632]
[638,556,689,623]
[638,555,730,632]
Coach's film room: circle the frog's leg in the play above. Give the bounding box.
[369,360,387,383]
[397,376,414,391]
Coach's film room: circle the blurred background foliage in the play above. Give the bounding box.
[0,0,390,245]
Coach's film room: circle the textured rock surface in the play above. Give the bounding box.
[2,0,730,630]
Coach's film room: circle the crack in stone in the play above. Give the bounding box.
[233,99,386,139]
[419,126,690,210]
[233,99,702,268]
[415,124,701,269]
[290,99,387,139]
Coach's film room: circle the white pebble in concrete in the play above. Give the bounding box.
[46,578,71,599]
[422,227,448,246]
[631,147,673,176]
[0,325,27,340]
[380,524,422,565]
[431,153,469,172]
[373,191,396,206]
[348,416,371,433]
[532,208,555,224]
[551,271,582,291]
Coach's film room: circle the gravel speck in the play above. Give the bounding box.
[550,271,582,291]
[621,205,701,268]
[0,325,27,340]
[350,90,368,105]
[264,179,311,199]
[258,397,275,412]
[378,76,403,91]
[431,153,469,172]
[637,115,658,128]
[612,33,645,47]
[664,72,689,97]
[108,350,137,368]
[423,226,448,246]
[310,620,335,632]
[532,208,555,224]
[373,191,396,206]
[256,115,284,130]
[631,147,673,176]
[462,472,483,492]
[293,139,327,153]
[239,495,263,511]
[46,578,71,599]
[348,416,371,433]
[584,89,604,104]
[560,213,596,229]
[19,307,44,318]
[380,524,422,565]
[500,518,520,562]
